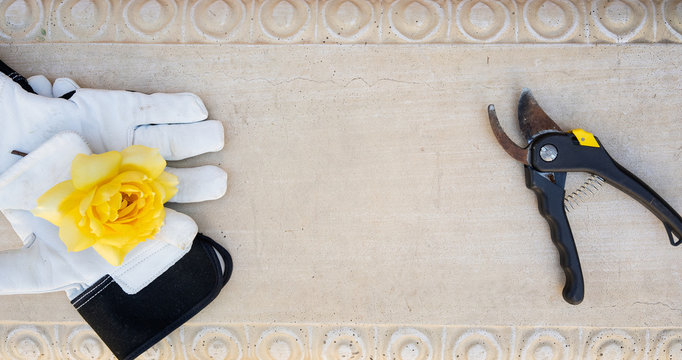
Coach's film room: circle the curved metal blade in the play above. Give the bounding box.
[518,88,563,143]
[488,104,529,165]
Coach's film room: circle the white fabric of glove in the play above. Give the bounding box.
[0,133,204,299]
[15,74,229,204]
[0,74,228,299]
[0,73,224,175]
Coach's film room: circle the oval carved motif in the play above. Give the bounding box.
[57,0,110,39]
[65,326,113,360]
[456,0,510,42]
[136,337,175,359]
[123,0,177,37]
[592,0,647,41]
[321,328,366,360]
[322,0,373,40]
[190,327,243,360]
[191,0,246,40]
[452,330,502,360]
[258,0,310,40]
[388,0,444,41]
[663,0,682,40]
[5,325,53,360]
[524,0,578,41]
[386,328,433,360]
[0,0,42,39]
[520,330,569,360]
[255,327,304,360]
[585,330,637,360]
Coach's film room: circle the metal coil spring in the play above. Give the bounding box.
[564,174,605,212]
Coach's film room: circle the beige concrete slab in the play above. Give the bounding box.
[0,43,681,358]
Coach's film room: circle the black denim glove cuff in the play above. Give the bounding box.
[71,234,232,360]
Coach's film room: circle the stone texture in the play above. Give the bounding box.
[0,0,681,43]
[0,26,681,360]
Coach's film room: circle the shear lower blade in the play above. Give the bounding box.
[488,104,529,165]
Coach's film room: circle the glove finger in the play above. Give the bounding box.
[2,209,35,247]
[131,91,208,126]
[133,120,224,160]
[27,75,52,97]
[53,77,80,98]
[155,208,198,250]
[165,166,227,203]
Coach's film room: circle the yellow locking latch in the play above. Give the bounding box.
[571,129,600,148]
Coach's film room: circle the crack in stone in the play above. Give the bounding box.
[222,75,436,89]
[633,301,682,313]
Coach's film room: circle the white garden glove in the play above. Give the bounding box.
[0,71,228,284]
[20,73,228,204]
[0,68,232,360]
[0,132,218,297]
[0,71,224,174]
[0,72,223,251]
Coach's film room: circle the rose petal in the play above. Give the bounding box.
[113,171,147,187]
[117,200,137,220]
[120,184,142,194]
[35,145,181,265]
[96,230,133,247]
[155,171,178,202]
[109,217,159,239]
[71,152,122,190]
[92,181,121,206]
[107,192,122,222]
[149,181,166,203]
[87,207,105,236]
[79,188,96,216]
[91,243,128,266]
[33,180,80,226]
[120,145,166,179]
[59,209,96,252]
[95,202,111,222]
[121,242,141,255]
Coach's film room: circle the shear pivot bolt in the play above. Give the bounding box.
[540,145,558,162]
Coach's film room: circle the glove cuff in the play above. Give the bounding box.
[71,233,232,360]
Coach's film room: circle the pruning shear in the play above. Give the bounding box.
[488,89,682,305]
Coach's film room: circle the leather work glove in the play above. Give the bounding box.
[0,65,233,360]
[0,66,224,174]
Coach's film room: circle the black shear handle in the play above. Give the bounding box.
[532,133,682,246]
[525,167,585,305]
[601,161,682,245]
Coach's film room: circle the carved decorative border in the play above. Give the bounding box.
[0,0,680,44]
[1,323,681,359]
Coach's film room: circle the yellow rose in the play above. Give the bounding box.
[32,145,178,266]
